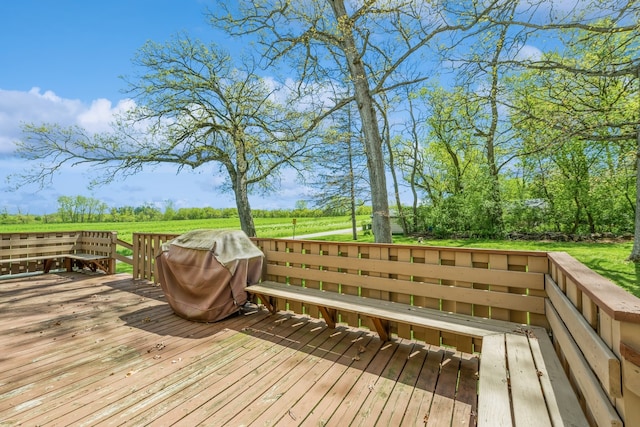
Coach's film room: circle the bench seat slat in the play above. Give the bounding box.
[0,255,66,263]
[66,253,110,261]
[528,325,590,427]
[0,253,109,264]
[507,333,552,427]
[478,334,512,427]
[246,281,525,339]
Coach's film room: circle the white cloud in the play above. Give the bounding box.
[0,87,135,154]
[77,98,136,133]
[514,44,543,62]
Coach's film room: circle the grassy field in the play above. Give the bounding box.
[0,216,368,243]
[319,233,640,298]
[3,217,638,298]
[2,217,366,276]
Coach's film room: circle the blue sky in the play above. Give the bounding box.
[0,1,577,217]
[0,0,307,215]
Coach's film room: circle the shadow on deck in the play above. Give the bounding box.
[0,272,476,426]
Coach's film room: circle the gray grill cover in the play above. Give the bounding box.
[155,229,264,322]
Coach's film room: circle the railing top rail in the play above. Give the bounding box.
[252,237,549,257]
[548,251,640,323]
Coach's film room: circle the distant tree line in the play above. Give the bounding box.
[0,196,373,225]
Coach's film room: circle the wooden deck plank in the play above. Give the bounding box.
[297,336,385,425]
[452,353,480,427]
[376,342,429,426]
[231,327,366,426]
[125,315,311,426]
[32,313,271,426]
[12,308,265,423]
[142,316,320,426]
[93,315,303,426]
[527,327,590,427]
[174,319,335,425]
[1,272,571,427]
[400,346,446,425]
[221,326,357,424]
[426,350,462,426]
[349,339,416,426]
[477,334,512,427]
[322,341,400,425]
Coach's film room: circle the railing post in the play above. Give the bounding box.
[619,321,640,426]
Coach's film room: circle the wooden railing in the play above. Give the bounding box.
[547,252,640,427]
[131,232,180,280]
[0,230,117,275]
[115,238,134,266]
[130,232,640,426]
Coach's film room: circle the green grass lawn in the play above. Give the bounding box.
[3,218,638,298]
[1,217,366,275]
[1,216,368,243]
[317,232,640,298]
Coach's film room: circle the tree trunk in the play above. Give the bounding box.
[329,0,392,243]
[384,117,408,235]
[628,116,640,262]
[482,6,511,236]
[234,174,257,237]
[228,155,257,237]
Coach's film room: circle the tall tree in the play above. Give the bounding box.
[504,16,638,249]
[489,2,640,258]
[310,103,368,239]
[13,37,317,237]
[212,0,506,242]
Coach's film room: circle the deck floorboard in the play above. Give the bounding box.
[1,272,478,426]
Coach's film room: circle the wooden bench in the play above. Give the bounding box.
[246,280,589,426]
[545,252,626,427]
[0,231,116,276]
[247,281,526,342]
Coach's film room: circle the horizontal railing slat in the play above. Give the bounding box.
[265,250,544,290]
[266,263,545,315]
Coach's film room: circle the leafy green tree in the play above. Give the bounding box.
[56,195,108,223]
[211,0,511,242]
[508,21,637,236]
[13,37,317,237]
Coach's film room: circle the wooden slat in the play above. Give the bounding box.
[506,333,552,427]
[548,251,640,323]
[264,250,544,289]
[426,351,461,426]
[545,300,623,427]
[452,353,479,426]
[478,334,512,427]
[528,326,589,427]
[376,342,429,425]
[247,282,525,340]
[546,274,622,398]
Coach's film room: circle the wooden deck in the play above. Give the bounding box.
[0,272,478,426]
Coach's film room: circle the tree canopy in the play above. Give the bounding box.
[10,0,640,253]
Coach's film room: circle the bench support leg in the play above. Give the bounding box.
[255,294,277,314]
[318,307,337,329]
[370,317,391,342]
